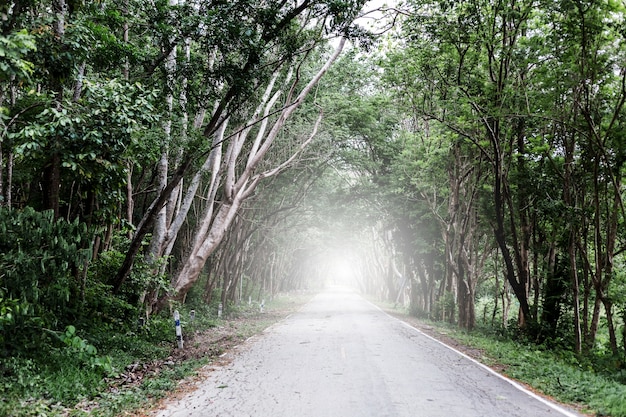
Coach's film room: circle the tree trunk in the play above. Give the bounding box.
[570,231,582,353]
[456,261,473,329]
[493,149,533,326]
[160,38,348,305]
[492,264,499,327]
[170,199,241,300]
[602,297,618,356]
[5,152,13,208]
[42,152,61,218]
[43,0,67,219]
[112,157,195,292]
[562,125,582,353]
[539,246,566,340]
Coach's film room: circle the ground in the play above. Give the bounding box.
[115,294,590,417]
[122,298,305,416]
[383,311,592,417]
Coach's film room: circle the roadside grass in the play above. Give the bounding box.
[0,322,177,417]
[0,292,311,417]
[85,357,210,417]
[384,304,626,417]
[448,328,626,417]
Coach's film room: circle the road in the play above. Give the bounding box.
[155,287,583,417]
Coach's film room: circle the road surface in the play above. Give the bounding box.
[155,287,582,417]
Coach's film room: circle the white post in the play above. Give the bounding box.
[260,299,265,313]
[174,310,183,349]
[248,296,252,306]
[218,303,223,318]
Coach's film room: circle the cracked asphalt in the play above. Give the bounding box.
[154,287,583,417]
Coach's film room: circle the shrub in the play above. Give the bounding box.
[0,207,93,353]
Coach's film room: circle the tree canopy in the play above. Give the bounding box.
[2,0,626,408]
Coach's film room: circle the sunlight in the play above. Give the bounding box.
[324,251,360,289]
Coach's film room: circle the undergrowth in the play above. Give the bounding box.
[0,211,310,416]
[0,293,304,417]
[1,312,180,416]
[418,319,626,417]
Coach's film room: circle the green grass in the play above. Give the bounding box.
[0,334,173,416]
[0,293,308,416]
[413,319,626,417]
[85,358,209,417]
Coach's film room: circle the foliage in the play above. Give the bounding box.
[0,293,297,416]
[0,208,175,412]
[0,207,93,353]
[6,79,160,222]
[84,241,171,326]
[0,301,176,415]
[0,29,37,82]
[57,325,113,375]
[371,0,626,349]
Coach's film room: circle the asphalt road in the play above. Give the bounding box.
[155,287,583,417]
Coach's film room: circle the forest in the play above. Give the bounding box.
[2,0,626,415]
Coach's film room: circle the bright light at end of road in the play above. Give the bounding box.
[326,252,359,288]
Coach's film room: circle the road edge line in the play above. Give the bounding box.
[364,298,583,417]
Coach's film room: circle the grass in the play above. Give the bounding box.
[83,357,210,417]
[451,330,626,417]
[0,329,174,417]
[0,293,310,417]
[389,308,626,417]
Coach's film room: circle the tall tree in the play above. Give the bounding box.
[166,37,348,304]
[396,0,545,329]
[111,0,369,299]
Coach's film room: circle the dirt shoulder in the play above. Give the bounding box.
[126,294,313,416]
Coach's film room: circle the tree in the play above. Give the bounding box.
[108,0,369,303]
[394,0,544,330]
[389,0,626,347]
[165,38,348,304]
[545,0,626,353]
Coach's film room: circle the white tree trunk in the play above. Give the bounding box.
[162,119,228,258]
[168,37,348,299]
[147,0,178,261]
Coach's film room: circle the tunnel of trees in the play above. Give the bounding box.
[2,0,626,380]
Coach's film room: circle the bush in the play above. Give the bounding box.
[0,207,93,353]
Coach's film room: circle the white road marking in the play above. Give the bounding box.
[367,299,583,417]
